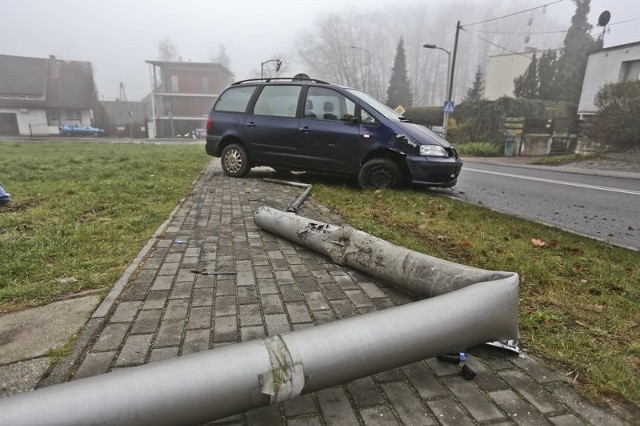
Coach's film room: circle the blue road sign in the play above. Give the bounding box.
[443,100,455,113]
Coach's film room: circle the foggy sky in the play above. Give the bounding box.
[2,0,638,101]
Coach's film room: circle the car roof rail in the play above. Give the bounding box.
[231,76,331,86]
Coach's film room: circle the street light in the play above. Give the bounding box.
[261,59,282,79]
[351,46,372,92]
[423,44,451,139]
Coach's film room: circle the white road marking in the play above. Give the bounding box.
[463,167,640,196]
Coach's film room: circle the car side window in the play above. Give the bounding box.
[253,85,301,118]
[214,86,257,113]
[361,108,379,125]
[305,87,356,121]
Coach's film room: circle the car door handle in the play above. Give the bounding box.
[246,122,256,128]
[299,127,310,133]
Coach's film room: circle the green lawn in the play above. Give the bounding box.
[0,140,210,311]
[308,181,639,410]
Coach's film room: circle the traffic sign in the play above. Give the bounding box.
[443,101,455,113]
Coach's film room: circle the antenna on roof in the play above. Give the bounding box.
[119,82,128,102]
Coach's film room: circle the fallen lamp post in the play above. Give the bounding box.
[0,207,519,426]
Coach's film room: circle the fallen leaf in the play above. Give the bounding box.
[531,238,547,248]
[56,277,78,285]
[582,304,604,313]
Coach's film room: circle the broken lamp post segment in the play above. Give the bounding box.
[253,206,519,298]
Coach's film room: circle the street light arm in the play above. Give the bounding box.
[260,59,282,78]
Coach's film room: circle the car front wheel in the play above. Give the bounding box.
[220,143,250,177]
[358,158,404,189]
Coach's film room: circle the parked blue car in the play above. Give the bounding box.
[205,76,462,189]
[60,124,105,137]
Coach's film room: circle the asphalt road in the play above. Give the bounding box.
[451,161,640,250]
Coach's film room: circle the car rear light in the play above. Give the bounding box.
[206,116,213,132]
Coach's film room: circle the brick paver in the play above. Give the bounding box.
[61,160,630,425]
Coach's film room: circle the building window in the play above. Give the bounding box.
[64,109,81,121]
[171,75,179,92]
[622,60,640,81]
[201,76,209,93]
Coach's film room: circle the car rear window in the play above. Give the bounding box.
[214,86,257,113]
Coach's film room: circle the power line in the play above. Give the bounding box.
[471,28,567,36]
[460,28,532,58]
[464,0,565,27]
[608,17,640,26]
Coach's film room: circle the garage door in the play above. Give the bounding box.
[0,113,19,136]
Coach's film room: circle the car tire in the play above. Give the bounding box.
[221,143,250,177]
[358,158,404,189]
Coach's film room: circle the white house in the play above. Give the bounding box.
[577,41,640,117]
[0,54,96,136]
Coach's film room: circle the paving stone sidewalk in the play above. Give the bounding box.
[45,160,631,425]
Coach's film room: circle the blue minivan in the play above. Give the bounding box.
[205,77,462,189]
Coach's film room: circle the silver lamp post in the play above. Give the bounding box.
[423,44,451,139]
[260,58,282,79]
[350,45,372,92]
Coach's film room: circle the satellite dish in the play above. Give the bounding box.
[598,11,611,27]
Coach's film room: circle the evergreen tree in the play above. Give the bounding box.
[464,66,485,102]
[513,53,538,99]
[386,38,413,108]
[537,49,558,100]
[554,0,599,103]
[211,45,231,70]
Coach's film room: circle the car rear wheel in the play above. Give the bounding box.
[221,143,250,177]
[358,158,404,189]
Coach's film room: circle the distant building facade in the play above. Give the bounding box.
[577,41,640,117]
[0,54,97,136]
[485,49,539,100]
[146,60,234,138]
[100,100,152,138]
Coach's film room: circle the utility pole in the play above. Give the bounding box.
[448,21,461,110]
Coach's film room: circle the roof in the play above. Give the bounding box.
[589,40,640,56]
[0,54,47,97]
[0,54,96,109]
[145,60,233,76]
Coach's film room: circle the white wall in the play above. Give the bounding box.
[0,107,95,136]
[578,43,640,115]
[485,52,536,100]
[0,107,58,135]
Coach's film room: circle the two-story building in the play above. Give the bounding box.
[146,60,234,138]
[577,41,640,117]
[0,54,97,136]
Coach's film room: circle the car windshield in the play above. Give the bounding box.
[346,89,406,122]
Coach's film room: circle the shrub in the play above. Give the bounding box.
[403,107,443,126]
[590,80,640,151]
[455,142,502,157]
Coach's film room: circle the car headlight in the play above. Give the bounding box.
[420,145,447,157]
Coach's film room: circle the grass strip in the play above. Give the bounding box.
[309,182,639,408]
[0,141,210,311]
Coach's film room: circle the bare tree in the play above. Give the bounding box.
[158,38,178,61]
[294,1,568,106]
